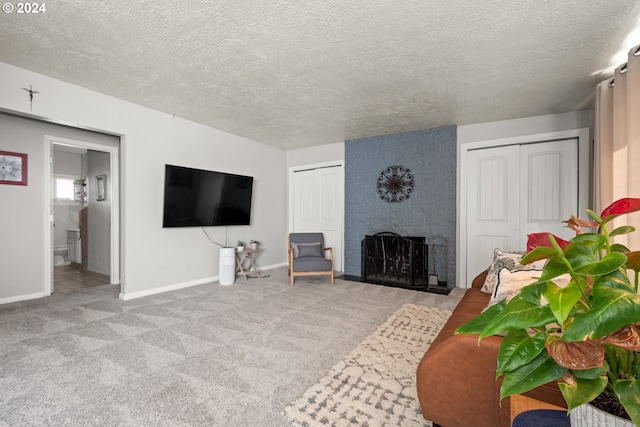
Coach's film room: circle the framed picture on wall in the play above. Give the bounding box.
[0,150,28,186]
[96,174,106,201]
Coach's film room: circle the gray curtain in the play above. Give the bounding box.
[594,43,640,248]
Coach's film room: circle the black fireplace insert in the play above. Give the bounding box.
[361,232,428,288]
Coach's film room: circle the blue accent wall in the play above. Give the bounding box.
[344,126,457,286]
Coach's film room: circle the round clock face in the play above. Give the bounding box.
[377,165,414,203]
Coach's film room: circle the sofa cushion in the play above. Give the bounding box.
[292,257,332,272]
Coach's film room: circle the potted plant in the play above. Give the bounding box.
[236,240,245,251]
[456,198,640,425]
[249,240,260,250]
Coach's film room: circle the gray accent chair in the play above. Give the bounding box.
[288,232,334,287]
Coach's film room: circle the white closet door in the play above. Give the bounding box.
[466,145,520,283]
[518,140,578,249]
[292,165,344,271]
[465,139,579,284]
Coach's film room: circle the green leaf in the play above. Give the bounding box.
[521,246,556,264]
[570,233,605,250]
[518,282,546,305]
[564,283,640,340]
[564,244,597,270]
[500,352,566,398]
[481,299,556,339]
[497,330,546,375]
[614,379,640,426]
[543,280,581,325]
[573,252,628,277]
[611,243,631,253]
[572,366,606,380]
[559,375,607,411]
[596,270,635,292]
[454,301,505,335]
[586,208,603,224]
[539,257,571,281]
[610,225,636,237]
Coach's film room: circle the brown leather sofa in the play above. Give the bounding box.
[416,271,567,427]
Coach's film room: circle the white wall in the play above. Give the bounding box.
[286,142,345,168]
[87,150,111,276]
[457,110,593,144]
[52,150,83,246]
[0,61,287,302]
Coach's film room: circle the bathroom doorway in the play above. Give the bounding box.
[45,136,120,295]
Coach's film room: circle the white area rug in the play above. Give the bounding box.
[283,303,451,426]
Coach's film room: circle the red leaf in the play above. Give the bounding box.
[600,326,640,351]
[546,338,604,370]
[600,198,640,223]
[626,251,640,272]
[563,215,599,234]
[527,233,571,252]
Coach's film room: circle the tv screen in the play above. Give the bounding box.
[162,164,253,227]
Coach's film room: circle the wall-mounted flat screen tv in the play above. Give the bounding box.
[162,164,253,227]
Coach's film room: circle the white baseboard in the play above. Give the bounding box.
[0,291,48,305]
[119,263,288,301]
[119,276,217,301]
[256,261,288,271]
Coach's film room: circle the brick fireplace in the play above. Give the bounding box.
[344,126,457,288]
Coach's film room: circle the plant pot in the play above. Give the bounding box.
[570,402,633,427]
[237,246,244,252]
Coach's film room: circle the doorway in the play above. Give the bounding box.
[44,136,120,295]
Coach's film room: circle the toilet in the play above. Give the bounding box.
[54,245,69,266]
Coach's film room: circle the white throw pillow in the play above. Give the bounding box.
[486,268,572,308]
[481,248,546,294]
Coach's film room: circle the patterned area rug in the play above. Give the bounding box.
[283,304,451,426]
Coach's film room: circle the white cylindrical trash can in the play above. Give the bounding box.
[219,247,236,286]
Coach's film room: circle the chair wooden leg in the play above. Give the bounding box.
[290,274,294,287]
[330,271,334,285]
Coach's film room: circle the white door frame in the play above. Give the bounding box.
[288,160,345,271]
[457,128,590,288]
[44,135,120,295]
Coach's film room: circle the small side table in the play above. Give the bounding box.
[235,249,261,281]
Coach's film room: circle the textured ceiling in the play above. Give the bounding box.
[1,1,639,149]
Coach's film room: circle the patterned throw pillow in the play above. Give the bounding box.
[480,248,546,294]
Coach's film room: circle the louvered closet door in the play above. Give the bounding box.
[466,139,579,285]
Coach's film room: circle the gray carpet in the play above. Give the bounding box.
[0,267,463,426]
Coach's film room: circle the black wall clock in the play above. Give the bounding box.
[377,165,414,203]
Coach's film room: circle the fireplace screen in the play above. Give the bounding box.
[361,232,428,287]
